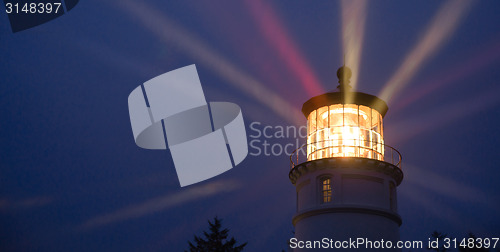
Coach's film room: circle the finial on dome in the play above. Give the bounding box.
[336,65,352,92]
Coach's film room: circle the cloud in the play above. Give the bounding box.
[79,179,241,230]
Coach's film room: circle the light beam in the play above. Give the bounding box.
[388,85,500,145]
[244,0,324,97]
[340,0,367,94]
[392,38,500,114]
[79,180,240,230]
[115,0,304,126]
[379,0,473,103]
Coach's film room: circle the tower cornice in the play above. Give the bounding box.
[289,157,403,186]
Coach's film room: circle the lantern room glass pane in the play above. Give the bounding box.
[370,109,384,159]
[308,110,316,135]
[380,114,384,140]
[343,104,359,127]
[317,106,329,130]
[372,109,380,134]
[329,105,343,127]
[305,104,384,162]
[359,105,371,129]
[307,110,317,160]
[342,104,360,157]
[316,106,329,159]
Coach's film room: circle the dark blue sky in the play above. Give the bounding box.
[1,0,500,251]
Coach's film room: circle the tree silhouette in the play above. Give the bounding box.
[186,217,247,252]
[458,233,490,252]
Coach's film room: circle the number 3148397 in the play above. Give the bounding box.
[443,237,499,249]
[5,3,62,14]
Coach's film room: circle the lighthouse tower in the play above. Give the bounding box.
[289,66,403,251]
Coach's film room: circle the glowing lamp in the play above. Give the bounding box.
[301,66,389,162]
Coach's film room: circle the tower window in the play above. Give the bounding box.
[321,178,332,203]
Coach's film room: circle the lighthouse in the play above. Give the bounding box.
[289,66,403,251]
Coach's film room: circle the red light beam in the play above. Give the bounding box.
[244,0,325,97]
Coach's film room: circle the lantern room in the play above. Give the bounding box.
[301,66,389,163]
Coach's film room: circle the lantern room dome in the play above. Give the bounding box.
[302,91,388,118]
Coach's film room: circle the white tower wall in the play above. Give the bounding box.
[290,158,403,251]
